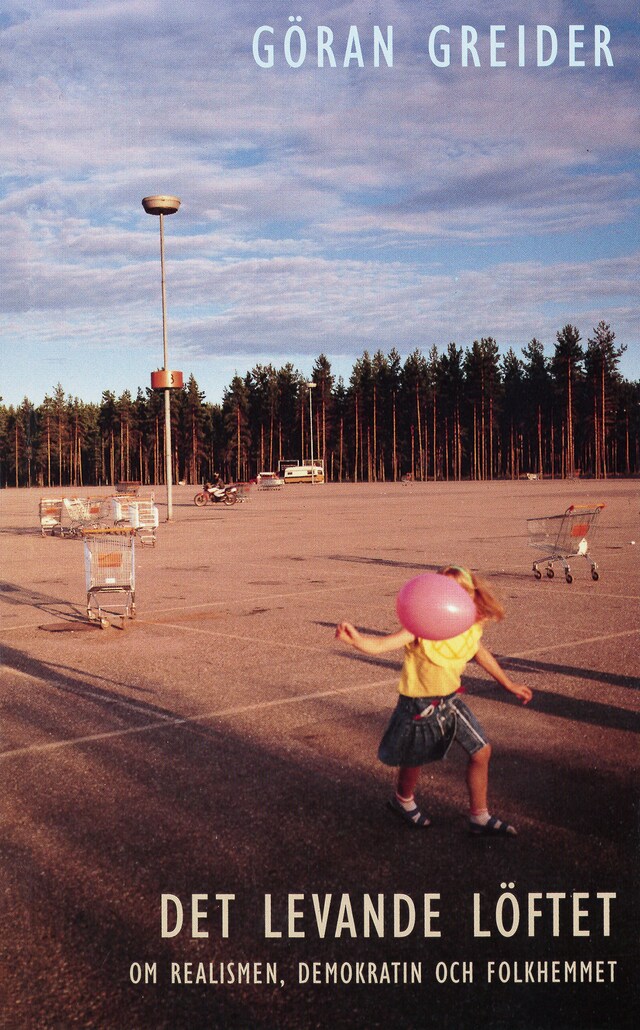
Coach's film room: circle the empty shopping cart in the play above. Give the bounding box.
[62,497,110,537]
[526,504,605,583]
[83,528,136,626]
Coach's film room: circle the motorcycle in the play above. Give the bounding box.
[194,482,238,506]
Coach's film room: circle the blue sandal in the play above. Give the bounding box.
[469,815,517,836]
[388,796,431,828]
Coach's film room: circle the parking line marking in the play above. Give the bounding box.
[140,620,640,660]
[0,676,397,762]
[2,574,638,635]
[508,627,640,659]
[2,623,638,763]
[149,621,332,652]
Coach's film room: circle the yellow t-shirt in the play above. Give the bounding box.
[398,623,483,698]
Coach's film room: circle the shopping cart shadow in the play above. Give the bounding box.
[0,579,87,624]
[0,526,48,536]
[503,654,640,691]
[324,626,640,735]
[461,663,640,734]
[0,645,179,721]
[495,656,640,733]
[327,554,442,571]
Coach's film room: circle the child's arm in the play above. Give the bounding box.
[335,621,414,655]
[473,643,533,704]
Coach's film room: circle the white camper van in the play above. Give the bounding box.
[282,464,325,484]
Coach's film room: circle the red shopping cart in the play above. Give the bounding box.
[526,504,605,584]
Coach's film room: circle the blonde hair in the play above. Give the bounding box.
[440,565,505,623]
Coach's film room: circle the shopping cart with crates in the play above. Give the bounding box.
[83,528,136,627]
[39,498,64,536]
[526,504,605,583]
[111,494,139,525]
[128,497,159,546]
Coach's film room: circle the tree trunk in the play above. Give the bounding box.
[392,393,397,481]
[415,384,423,481]
[601,363,607,478]
[353,394,359,483]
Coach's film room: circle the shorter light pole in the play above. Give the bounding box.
[307,381,317,484]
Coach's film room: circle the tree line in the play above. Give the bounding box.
[1,322,637,489]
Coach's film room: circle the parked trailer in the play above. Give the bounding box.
[282,464,325,484]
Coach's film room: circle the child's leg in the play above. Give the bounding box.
[450,698,517,835]
[388,766,431,827]
[397,765,421,801]
[466,744,516,836]
[466,743,491,814]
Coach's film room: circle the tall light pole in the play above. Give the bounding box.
[142,195,182,521]
[307,381,317,484]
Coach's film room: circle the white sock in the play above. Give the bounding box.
[396,793,416,811]
[470,809,490,826]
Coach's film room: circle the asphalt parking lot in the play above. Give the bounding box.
[1,479,638,1029]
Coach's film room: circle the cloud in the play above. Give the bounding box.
[7,242,637,359]
[1,0,638,404]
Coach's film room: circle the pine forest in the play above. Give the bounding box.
[1,323,638,488]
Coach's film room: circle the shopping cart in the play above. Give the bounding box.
[128,498,159,546]
[39,498,64,536]
[83,528,136,627]
[526,504,605,583]
[62,497,110,536]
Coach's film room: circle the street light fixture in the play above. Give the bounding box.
[142,195,182,521]
[306,381,317,484]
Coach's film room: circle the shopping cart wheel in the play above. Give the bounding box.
[591,569,599,581]
[533,568,542,580]
[565,573,573,584]
[546,568,554,579]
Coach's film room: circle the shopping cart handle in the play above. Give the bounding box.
[564,503,606,515]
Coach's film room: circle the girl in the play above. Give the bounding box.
[335,565,532,835]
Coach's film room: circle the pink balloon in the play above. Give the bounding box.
[396,573,476,640]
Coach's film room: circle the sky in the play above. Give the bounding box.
[1,0,638,409]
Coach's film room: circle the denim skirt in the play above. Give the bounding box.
[377,693,488,767]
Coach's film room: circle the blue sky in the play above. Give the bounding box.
[1,0,638,408]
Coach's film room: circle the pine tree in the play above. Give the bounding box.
[551,326,584,478]
[522,339,551,477]
[585,322,626,478]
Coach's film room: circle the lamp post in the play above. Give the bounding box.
[142,195,182,521]
[306,381,317,484]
